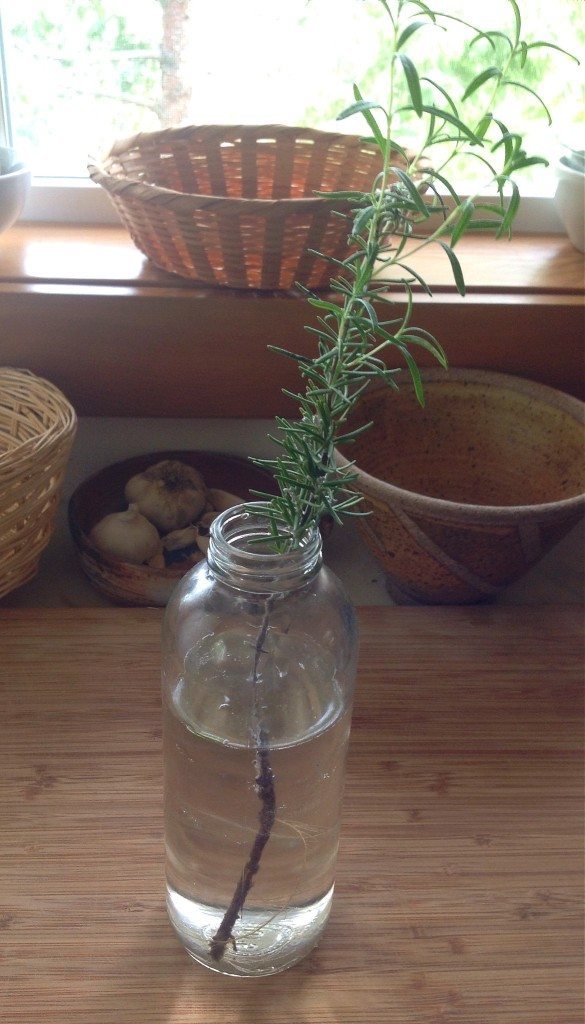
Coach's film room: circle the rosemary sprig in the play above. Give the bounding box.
[249,0,568,549]
[213,0,571,966]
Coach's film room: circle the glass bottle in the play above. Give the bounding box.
[161,504,358,977]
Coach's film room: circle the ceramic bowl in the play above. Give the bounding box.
[335,369,585,604]
[554,158,585,253]
[0,148,31,235]
[69,450,277,606]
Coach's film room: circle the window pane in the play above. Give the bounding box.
[2,0,583,192]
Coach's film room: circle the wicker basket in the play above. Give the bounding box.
[0,368,77,599]
[88,124,389,290]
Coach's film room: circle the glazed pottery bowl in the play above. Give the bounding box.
[69,450,277,606]
[335,369,585,604]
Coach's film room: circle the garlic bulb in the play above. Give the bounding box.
[125,460,206,533]
[89,504,161,565]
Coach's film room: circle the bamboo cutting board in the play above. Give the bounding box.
[0,606,583,1024]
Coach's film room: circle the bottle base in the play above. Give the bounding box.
[166,883,334,977]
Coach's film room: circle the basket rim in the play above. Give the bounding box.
[87,122,393,209]
[0,367,77,470]
[87,164,358,209]
[102,121,382,159]
[334,368,585,522]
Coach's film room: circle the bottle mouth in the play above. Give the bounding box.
[208,503,322,592]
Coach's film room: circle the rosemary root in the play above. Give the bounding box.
[209,734,276,961]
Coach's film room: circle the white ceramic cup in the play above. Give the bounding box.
[554,159,585,253]
[0,149,32,235]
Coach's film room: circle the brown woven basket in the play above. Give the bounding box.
[0,368,77,599]
[88,124,390,290]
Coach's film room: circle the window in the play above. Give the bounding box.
[1,0,583,228]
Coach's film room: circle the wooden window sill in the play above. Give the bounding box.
[0,223,582,417]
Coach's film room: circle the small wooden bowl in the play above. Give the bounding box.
[335,369,585,604]
[69,450,276,606]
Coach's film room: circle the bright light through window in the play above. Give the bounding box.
[2,0,583,197]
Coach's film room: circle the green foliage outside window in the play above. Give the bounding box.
[3,0,583,181]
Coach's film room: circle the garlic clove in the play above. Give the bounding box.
[196,535,209,555]
[89,504,162,565]
[207,488,244,513]
[198,511,216,529]
[195,510,216,554]
[147,551,166,570]
[163,527,198,552]
[163,525,202,566]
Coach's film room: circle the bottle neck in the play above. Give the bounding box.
[207,504,322,594]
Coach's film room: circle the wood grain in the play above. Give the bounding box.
[0,606,583,1023]
[0,288,582,418]
[1,225,584,293]
[0,226,583,416]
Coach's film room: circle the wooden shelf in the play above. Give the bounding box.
[1,605,583,1023]
[1,223,583,294]
[0,224,582,416]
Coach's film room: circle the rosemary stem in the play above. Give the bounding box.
[209,595,277,962]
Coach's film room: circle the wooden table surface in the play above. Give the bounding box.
[0,606,583,1024]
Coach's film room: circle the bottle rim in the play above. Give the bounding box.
[208,503,322,592]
